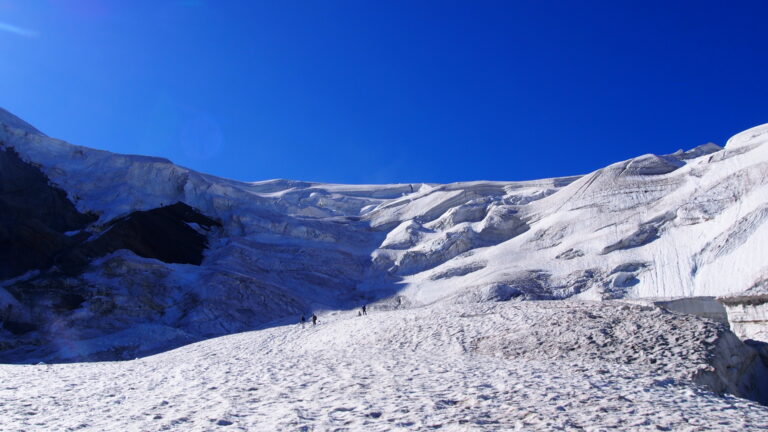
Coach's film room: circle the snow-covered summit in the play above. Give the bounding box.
[1,108,767,361]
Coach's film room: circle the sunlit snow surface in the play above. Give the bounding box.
[1,303,767,431]
[3,114,768,317]
[3,111,768,428]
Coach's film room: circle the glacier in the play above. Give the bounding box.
[2,108,768,430]
[1,108,768,361]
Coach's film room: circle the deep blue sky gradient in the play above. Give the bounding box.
[1,1,767,183]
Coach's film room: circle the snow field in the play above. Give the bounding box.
[1,301,766,431]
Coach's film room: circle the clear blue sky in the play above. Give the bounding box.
[1,1,767,184]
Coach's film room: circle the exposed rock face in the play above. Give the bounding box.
[0,145,96,280]
[0,141,222,360]
[0,200,223,359]
[0,146,220,273]
[57,202,222,274]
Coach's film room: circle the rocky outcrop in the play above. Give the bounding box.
[57,202,222,274]
[0,145,97,280]
[0,140,223,360]
[0,142,221,281]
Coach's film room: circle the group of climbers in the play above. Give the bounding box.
[299,304,368,328]
[299,314,317,328]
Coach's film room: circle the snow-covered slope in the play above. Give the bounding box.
[1,302,766,431]
[1,110,768,361]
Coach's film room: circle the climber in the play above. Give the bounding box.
[312,314,318,326]
[362,304,367,316]
[300,315,306,328]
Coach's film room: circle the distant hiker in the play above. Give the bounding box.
[362,305,367,316]
[312,314,318,326]
[300,315,306,328]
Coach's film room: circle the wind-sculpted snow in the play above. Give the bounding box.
[1,109,768,361]
[0,302,766,431]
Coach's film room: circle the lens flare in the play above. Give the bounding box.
[0,22,38,38]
